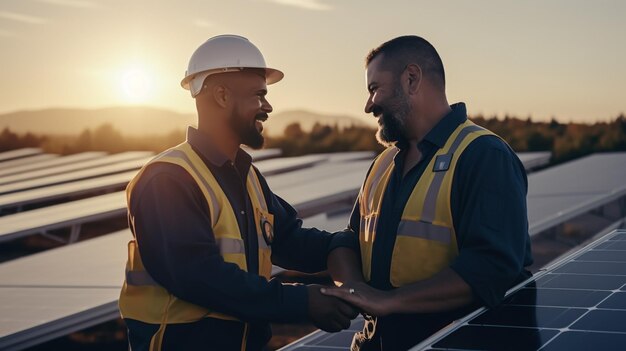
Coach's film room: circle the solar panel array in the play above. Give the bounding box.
[0,149,622,351]
[412,229,626,351]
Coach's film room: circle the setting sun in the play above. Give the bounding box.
[118,66,153,103]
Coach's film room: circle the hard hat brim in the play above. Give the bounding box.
[181,67,284,97]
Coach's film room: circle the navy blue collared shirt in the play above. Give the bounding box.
[343,103,533,349]
[126,127,340,349]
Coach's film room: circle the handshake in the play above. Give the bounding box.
[306,284,361,332]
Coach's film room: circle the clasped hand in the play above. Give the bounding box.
[320,281,393,317]
[306,284,359,332]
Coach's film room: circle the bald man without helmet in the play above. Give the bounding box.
[119,35,358,351]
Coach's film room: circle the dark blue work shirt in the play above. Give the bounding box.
[344,103,533,349]
[126,127,339,350]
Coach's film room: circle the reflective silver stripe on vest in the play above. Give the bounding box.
[247,170,270,249]
[420,125,484,223]
[126,270,159,286]
[247,170,268,212]
[365,149,397,211]
[155,149,221,225]
[397,220,453,244]
[216,237,246,254]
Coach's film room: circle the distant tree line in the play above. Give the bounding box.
[472,114,626,163]
[1,114,625,166]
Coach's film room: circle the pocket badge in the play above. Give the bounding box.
[260,216,274,245]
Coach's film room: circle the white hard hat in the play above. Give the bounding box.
[181,35,284,97]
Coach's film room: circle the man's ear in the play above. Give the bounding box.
[405,64,422,95]
[212,84,230,108]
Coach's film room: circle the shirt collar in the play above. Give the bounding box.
[186,127,253,168]
[394,102,468,152]
[421,102,468,149]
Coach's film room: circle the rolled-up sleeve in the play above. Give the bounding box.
[449,136,530,308]
[129,164,308,323]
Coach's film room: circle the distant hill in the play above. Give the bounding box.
[0,107,370,137]
[0,107,196,136]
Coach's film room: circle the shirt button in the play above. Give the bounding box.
[240,210,245,215]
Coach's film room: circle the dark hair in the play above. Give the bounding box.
[366,36,445,89]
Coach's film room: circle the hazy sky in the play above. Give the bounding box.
[1,0,624,124]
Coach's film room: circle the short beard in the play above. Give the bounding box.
[230,108,265,150]
[375,85,410,147]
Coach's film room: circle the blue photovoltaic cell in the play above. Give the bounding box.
[594,240,626,250]
[597,292,626,310]
[430,326,558,350]
[470,305,586,329]
[575,250,626,262]
[535,273,626,290]
[540,331,626,351]
[570,310,626,333]
[503,288,610,308]
[554,261,626,275]
[411,230,626,351]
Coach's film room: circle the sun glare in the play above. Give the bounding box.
[118,66,153,103]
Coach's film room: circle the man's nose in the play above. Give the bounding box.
[364,96,374,114]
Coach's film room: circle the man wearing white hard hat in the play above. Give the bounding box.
[119,35,359,350]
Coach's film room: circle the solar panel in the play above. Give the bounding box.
[0,152,106,178]
[0,154,58,170]
[309,151,375,163]
[0,151,151,186]
[517,151,551,171]
[302,210,351,232]
[411,229,626,351]
[267,160,372,191]
[0,156,151,195]
[0,148,42,163]
[246,148,282,161]
[0,192,126,243]
[255,155,328,176]
[0,170,137,211]
[275,166,369,217]
[527,153,626,236]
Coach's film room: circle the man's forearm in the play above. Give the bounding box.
[386,268,474,314]
[327,247,364,286]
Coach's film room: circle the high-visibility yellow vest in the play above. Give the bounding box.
[359,120,496,287]
[118,142,273,351]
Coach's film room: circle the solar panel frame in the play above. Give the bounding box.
[0,154,58,170]
[0,156,152,195]
[0,192,126,243]
[0,170,136,210]
[517,151,551,171]
[0,148,42,163]
[255,155,328,176]
[0,152,106,178]
[246,148,282,161]
[0,151,151,186]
